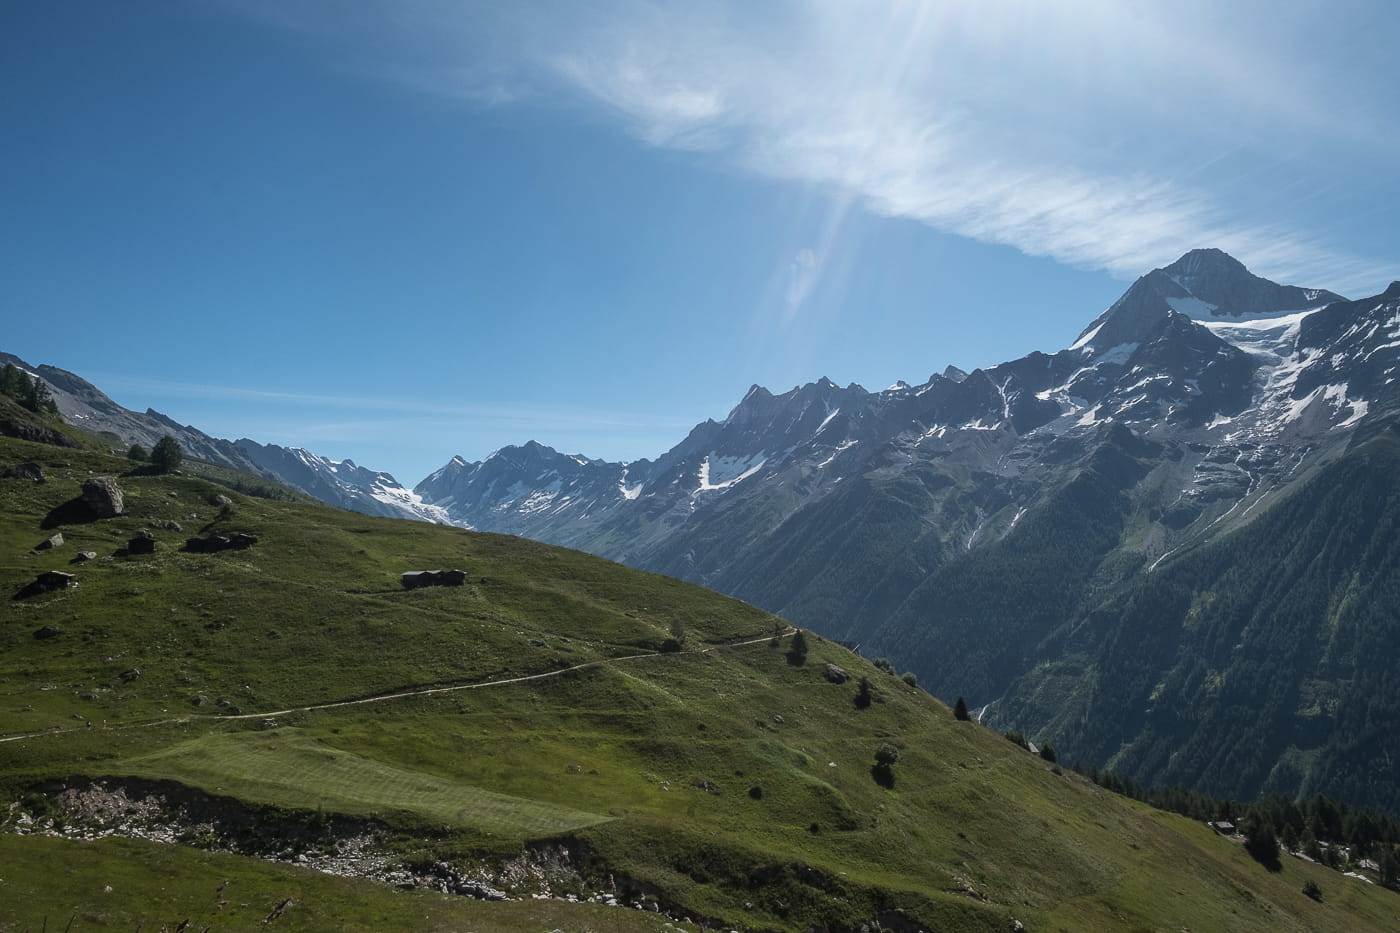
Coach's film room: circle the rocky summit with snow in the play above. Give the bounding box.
[415,248,1392,575]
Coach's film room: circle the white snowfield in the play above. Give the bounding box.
[695,452,767,494]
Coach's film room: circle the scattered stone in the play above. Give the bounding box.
[401,569,468,589]
[772,714,785,724]
[35,533,64,551]
[119,669,141,682]
[824,663,849,684]
[82,476,124,517]
[190,695,209,706]
[161,520,183,532]
[126,535,156,556]
[216,698,231,708]
[458,881,508,900]
[34,625,62,640]
[71,551,96,563]
[16,462,45,482]
[211,494,232,507]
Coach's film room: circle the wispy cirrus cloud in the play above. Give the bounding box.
[87,372,691,430]
[226,0,1399,294]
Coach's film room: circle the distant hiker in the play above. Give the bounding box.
[86,720,91,728]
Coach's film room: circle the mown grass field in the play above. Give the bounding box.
[121,729,613,836]
[4,433,1400,931]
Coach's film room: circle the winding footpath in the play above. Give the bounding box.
[0,628,794,744]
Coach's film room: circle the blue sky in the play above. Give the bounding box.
[4,1,1398,484]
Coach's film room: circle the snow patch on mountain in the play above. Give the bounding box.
[1164,295,1219,318]
[817,440,859,468]
[1070,322,1103,352]
[368,481,459,526]
[696,452,767,493]
[619,467,644,500]
[1199,308,1371,436]
[1094,342,1140,365]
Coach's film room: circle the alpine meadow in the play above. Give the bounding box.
[7,2,1400,931]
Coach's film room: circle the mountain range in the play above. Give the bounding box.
[0,351,451,524]
[9,247,1400,813]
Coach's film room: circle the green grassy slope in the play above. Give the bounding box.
[0,393,105,451]
[3,436,1399,931]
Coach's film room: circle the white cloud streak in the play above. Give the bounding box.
[227,0,1398,294]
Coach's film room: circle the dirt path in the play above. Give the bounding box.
[0,628,792,744]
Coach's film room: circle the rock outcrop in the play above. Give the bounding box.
[81,476,123,517]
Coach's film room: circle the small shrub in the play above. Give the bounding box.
[1004,730,1029,750]
[871,743,899,789]
[748,786,763,800]
[873,657,895,674]
[1039,742,1057,764]
[901,671,918,687]
[1302,879,1322,901]
[127,443,148,462]
[854,677,873,710]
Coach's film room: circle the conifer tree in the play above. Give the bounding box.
[954,696,970,721]
[22,374,55,413]
[0,363,20,398]
[786,629,809,665]
[151,435,184,473]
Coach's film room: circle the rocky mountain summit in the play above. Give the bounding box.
[415,248,1386,573]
